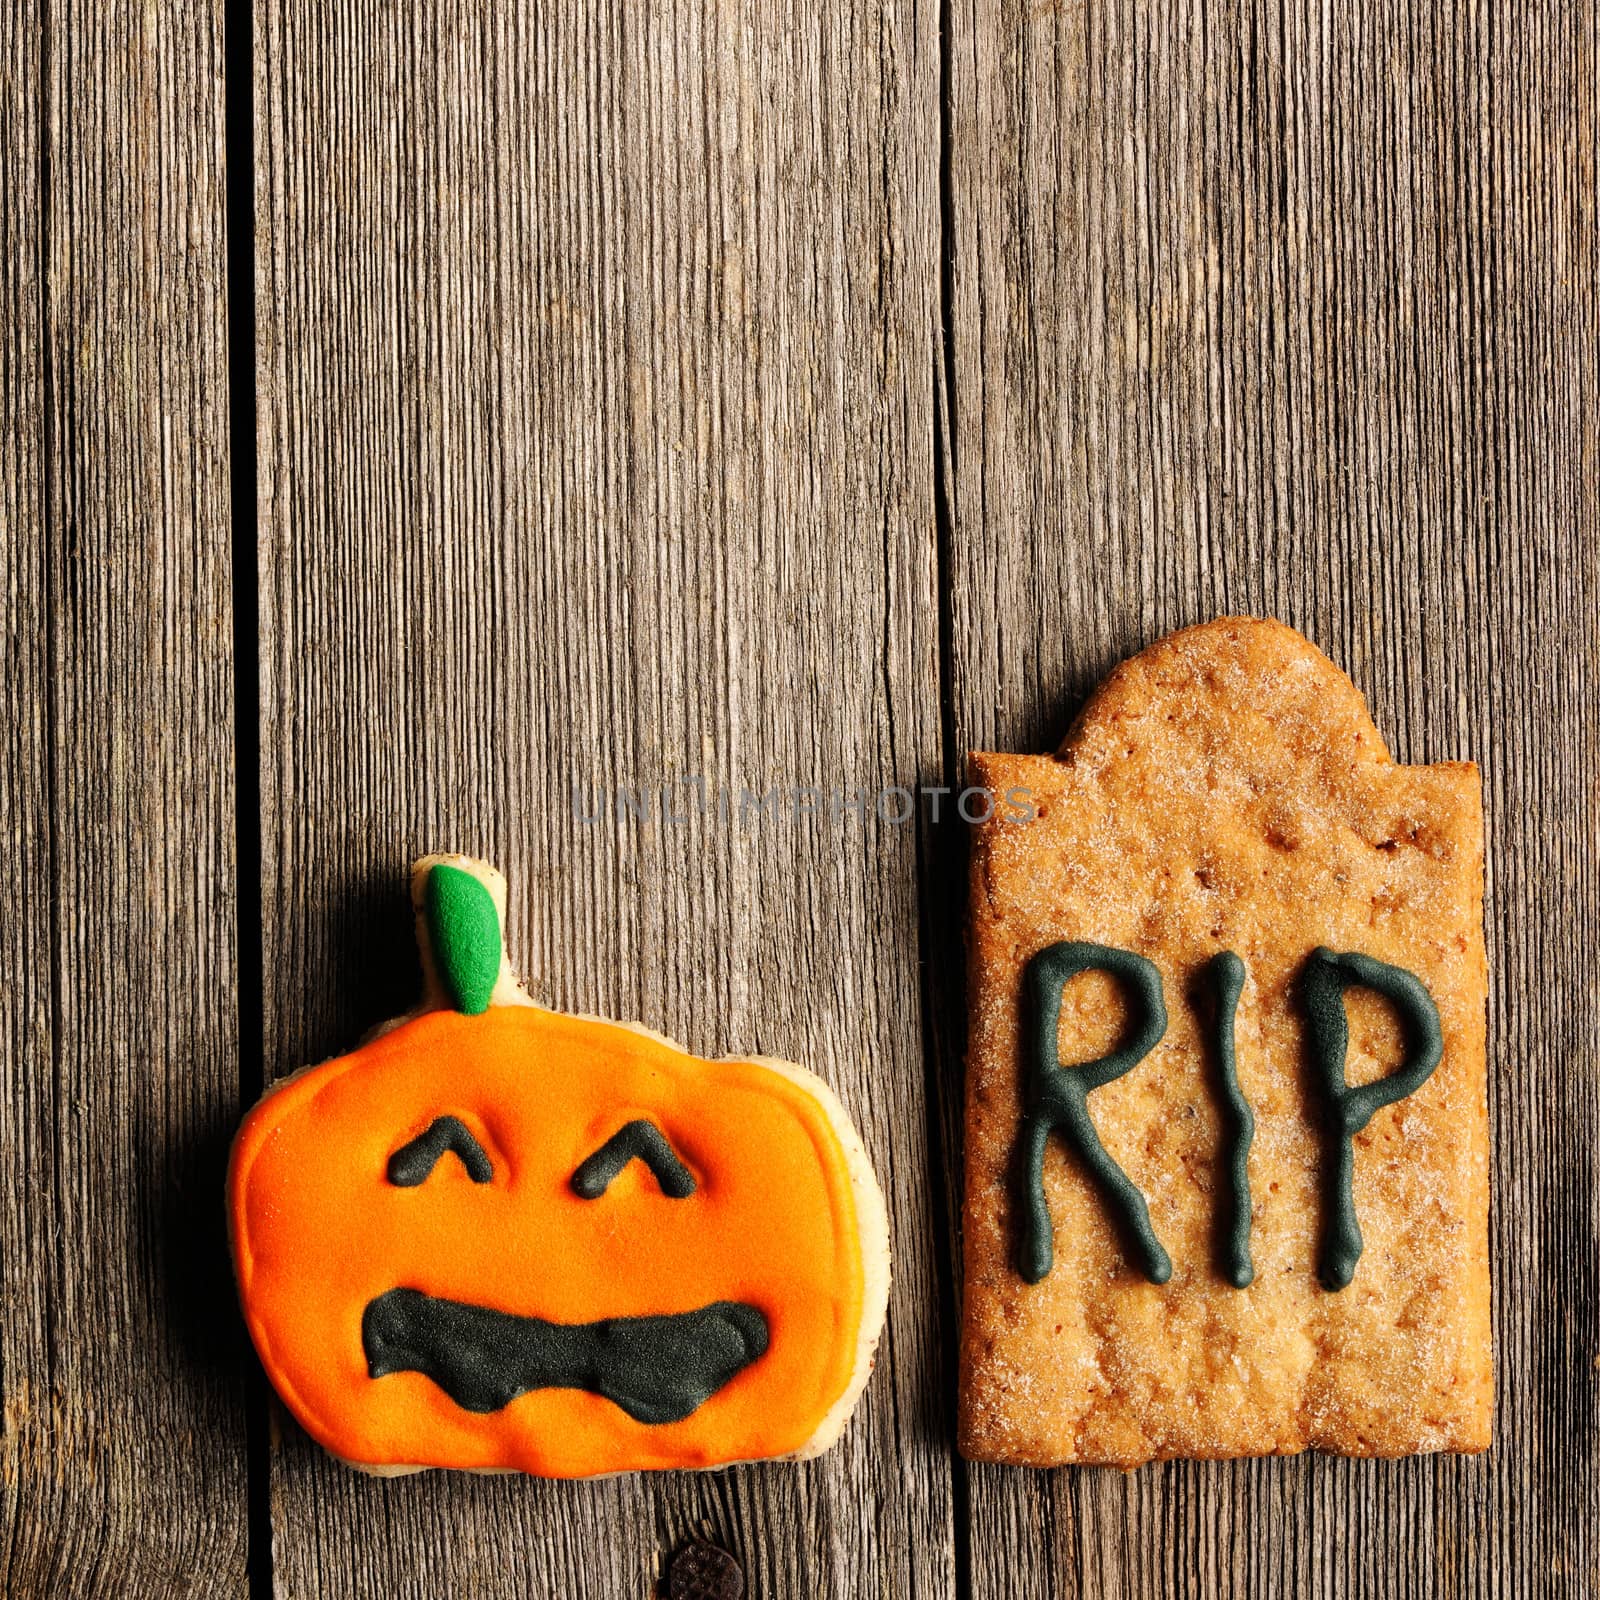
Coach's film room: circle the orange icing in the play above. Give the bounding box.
[229,1005,866,1477]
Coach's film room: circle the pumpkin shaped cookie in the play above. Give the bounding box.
[228,855,890,1478]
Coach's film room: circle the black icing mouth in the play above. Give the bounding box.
[361,1288,769,1425]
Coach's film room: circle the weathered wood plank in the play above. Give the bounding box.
[253,0,950,1593]
[0,0,247,1594]
[944,0,1598,1594]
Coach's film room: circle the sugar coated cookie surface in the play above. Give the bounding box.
[229,856,890,1477]
[958,618,1490,1466]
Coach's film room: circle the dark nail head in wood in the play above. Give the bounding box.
[667,1539,744,1600]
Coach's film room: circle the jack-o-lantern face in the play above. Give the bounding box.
[228,856,889,1478]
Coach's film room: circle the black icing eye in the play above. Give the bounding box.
[387,1116,494,1187]
[571,1120,696,1200]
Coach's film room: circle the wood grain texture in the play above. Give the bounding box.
[252,0,949,1595]
[945,0,1598,1595]
[0,0,247,1595]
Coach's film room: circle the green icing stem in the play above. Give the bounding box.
[1018,942,1173,1286]
[425,864,503,1016]
[1303,947,1443,1291]
[1206,951,1255,1289]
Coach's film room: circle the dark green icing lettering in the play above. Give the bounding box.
[362,1289,768,1424]
[1018,942,1173,1285]
[387,1115,494,1186]
[1205,951,1255,1289]
[426,863,502,1015]
[572,1120,697,1200]
[1303,947,1443,1291]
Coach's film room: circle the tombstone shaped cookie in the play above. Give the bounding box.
[229,856,890,1477]
[957,618,1490,1466]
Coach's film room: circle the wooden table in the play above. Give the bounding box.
[3,0,1596,1594]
